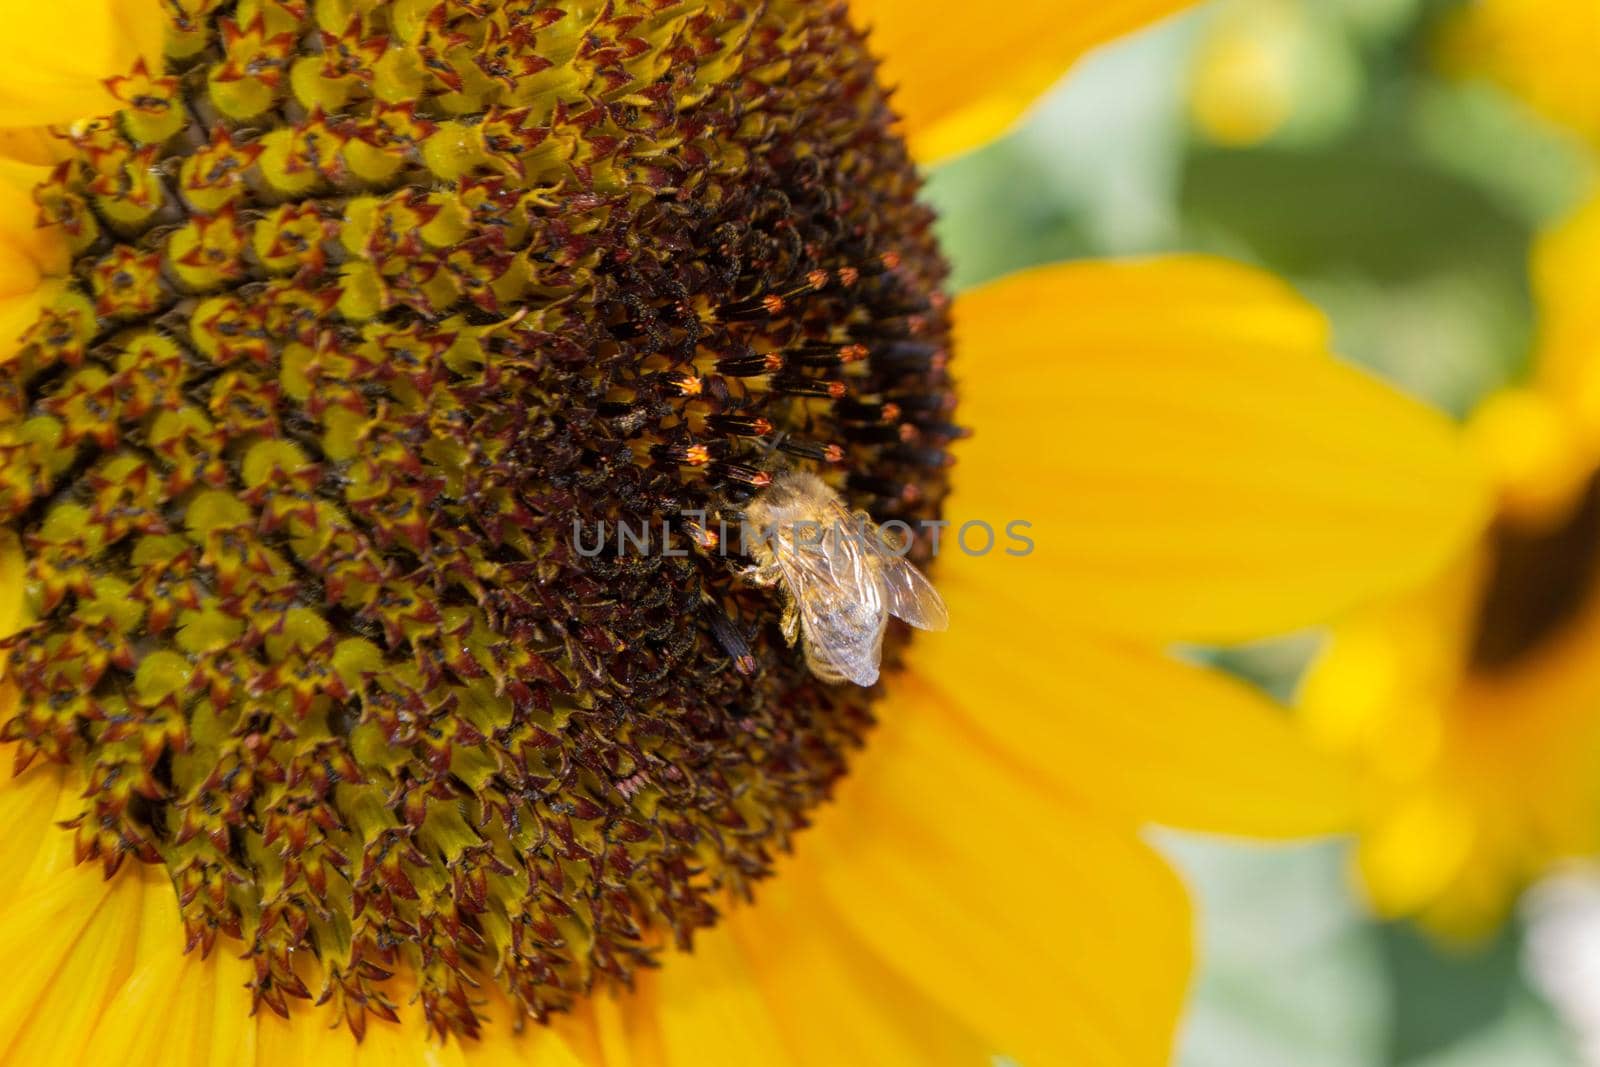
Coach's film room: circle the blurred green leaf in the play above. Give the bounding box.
[926,144,1095,291]
[1303,272,1526,417]
[1403,991,1577,1067]
[1413,82,1593,229]
[1181,141,1531,282]
[1381,921,1520,1063]
[926,10,1201,283]
[1169,840,1391,1067]
[1186,634,1324,704]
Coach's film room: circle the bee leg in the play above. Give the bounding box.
[780,598,801,646]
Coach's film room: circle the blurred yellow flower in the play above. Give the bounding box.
[1302,195,1600,937]
[1187,0,1374,148]
[1439,0,1600,143]
[1189,0,1308,146]
[0,0,1485,1063]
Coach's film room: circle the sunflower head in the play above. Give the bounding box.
[0,0,957,1037]
[1299,212,1600,934]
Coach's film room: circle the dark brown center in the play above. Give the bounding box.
[1470,473,1600,673]
[0,0,955,1038]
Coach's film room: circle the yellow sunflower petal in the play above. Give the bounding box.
[0,243,40,302]
[1530,196,1600,443]
[0,861,127,1060]
[0,0,163,128]
[0,530,21,641]
[629,871,991,1066]
[0,764,66,902]
[594,988,664,1067]
[0,767,595,1066]
[75,870,258,1067]
[0,282,56,364]
[0,159,61,362]
[851,0,1198,163]
[725,873,992,1065]
[0,157,65,276]
[949,257,1487,643]
[17,767,89,892]
[1437,0,1600,144]
[255,1002,354,1067]
[10,868,146,1065]
[907,570,1355,835]
[0,127,73,167]
[804,671,1193,1067]
[647,925,792,1064]
[14,868,602,1066]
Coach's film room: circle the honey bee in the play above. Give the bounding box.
[740,472,948,686]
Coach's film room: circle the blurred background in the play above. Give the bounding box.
[921,1,1595,1064]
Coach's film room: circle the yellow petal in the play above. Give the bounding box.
[803,671,1193,1067]
[14,765,87,893]
[949,257,1488,643]
[0,528,24,645]
[593,989,664,1067]
[624,873,992,1066]
[1526,195,1600,463]
[0,0,163,127]
[0,240,41,298]
[256,1003,357,1067]
[0,862,125,1060]
[1531,196,1600,384]
[0,158,66,326]
[646,925,792,1065]
[0,764,66,905]
[10,868,146,1066]
[0,531,23,742]
[1355,793,1477,922]
[118,870,261,1067]
[851,0,1198,163]
[0,769,595,1066]
[0,127,73,166]
[1437,0,1600,144]
[0,282,56,364]
[0,159,60,364]
[61,869,211,1067]
[732,877,991,1065]
[907,575,1355,835]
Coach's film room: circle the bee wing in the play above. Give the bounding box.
[776,521,889,687]
[861,518,949,632]
[877,555,948,632]
[801,599,887,687]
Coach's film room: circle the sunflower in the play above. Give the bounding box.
[1299,193,1600,937]
[0,1,1485,1063]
